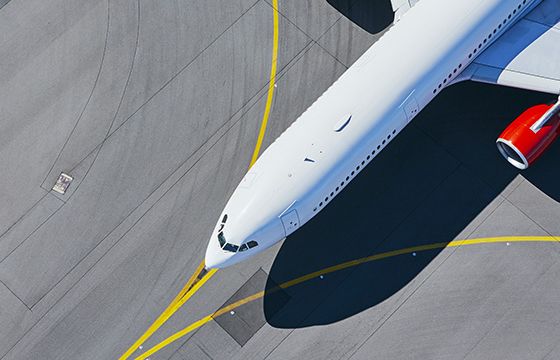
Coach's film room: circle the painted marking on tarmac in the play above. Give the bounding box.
[119,262,214,360]
[134,236,560,359]
[249,0,279,169]
[126,3,281,359]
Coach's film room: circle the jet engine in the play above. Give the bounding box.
[496,101,560,170]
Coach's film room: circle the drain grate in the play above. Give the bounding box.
[52,173,73,194]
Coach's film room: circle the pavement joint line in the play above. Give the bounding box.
[541,337,560,359]
[0,133,221,357]
[89,0,261,165]
[503,175,526,199]
[249,0,279,167]
[0,0,142,316]
[0,0,12,11]
[6,2,555,360]
[410,120,532,215]
[45,190,67,204]
[502,196,560,252]
[0,279,31,312]
[262,163,463,359]
[57,0,142,203]
[312,39,349,70]
[131,144,460,357]
[123,1,280,358]
[345,234,470,360]
[460,172,551,247]
[462,195,508,242]
[311,0,395,71]
[0,192,64,265]
[46,0,294,209]
[0,182,65,250]
[50,0,306,207]
[311,0,387,59]
[134,236,560,360]
[451,169,515,244]
[346,202,558,358]
[459,255,560,360]
[410,121,466,171]
[0,0,280,318]
[0,191,50,247]
[40,0,111,189]
[118,262,214,360]
[264,0,341,45]
[25,44,305,323]
[261,0,357,82]
[195,343,213,360]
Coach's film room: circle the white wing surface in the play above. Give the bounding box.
[465,0,560,94]
[391,0,419,20]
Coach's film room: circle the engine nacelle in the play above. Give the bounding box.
[497,104,560,170]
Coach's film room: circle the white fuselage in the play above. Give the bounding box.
[205,0,541,268]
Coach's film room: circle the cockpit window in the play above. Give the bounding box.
[218,231,240,252]
[218,231,258,253]
[223,243,239,252]
[218,232,226,247]
[222,214,228,224]
[247,240,259,249]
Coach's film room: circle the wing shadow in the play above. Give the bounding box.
[263,81,557,329]
[326,0,394,34]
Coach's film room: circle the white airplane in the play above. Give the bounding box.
[205,0,560,268]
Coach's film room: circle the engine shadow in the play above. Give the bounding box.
[263,81,557,328]
[327,0,394,34]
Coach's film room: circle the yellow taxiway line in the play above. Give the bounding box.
[123,2,280,358]
[134,235,560,359]
[249,0,279,168]
[119,262,215,360]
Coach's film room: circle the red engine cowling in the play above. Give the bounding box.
[497,104,560,169]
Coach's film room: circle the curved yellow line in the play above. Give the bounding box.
[249,0,279,169]
[134,235,560,359]
[123,3,280,358]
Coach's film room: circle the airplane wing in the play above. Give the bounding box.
[464,0,560,95]
[391,0,419,20]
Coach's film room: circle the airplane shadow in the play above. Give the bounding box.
[263,81,559,328]
[327,0,394,34]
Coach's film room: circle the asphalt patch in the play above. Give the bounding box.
[213,268,289,346]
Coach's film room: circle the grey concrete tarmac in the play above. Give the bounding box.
[0,0,559,359]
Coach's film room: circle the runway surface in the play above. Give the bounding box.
[1,0,560,359]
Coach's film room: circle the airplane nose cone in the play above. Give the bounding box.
[203,255,220,269]
[204,251,226,269]
[204,236,234,269]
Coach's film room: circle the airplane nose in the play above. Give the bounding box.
[204,250,234,269]
[204,236,233,269]
[204,251,224,269]
[204,255,220,269]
